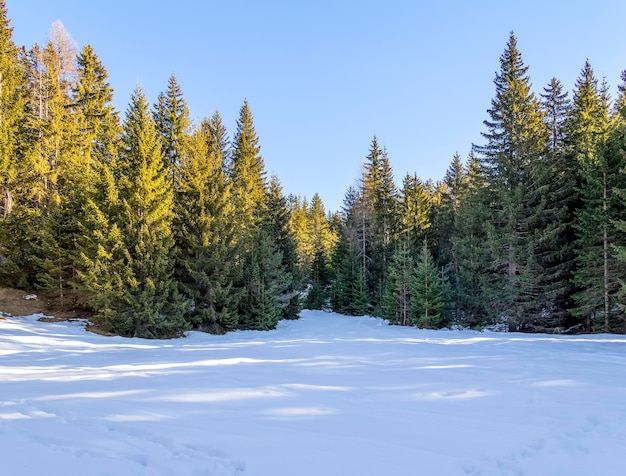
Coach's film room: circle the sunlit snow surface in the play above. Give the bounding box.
[1,311,626,475]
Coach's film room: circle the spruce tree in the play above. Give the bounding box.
[22,32,81,303]
[153,73,190,186]
[264,175,299,319]
[302,193,336,309]
[238,228,289,330]
[473,32,548,330]
[101,87,185,338]
[452,153,494,328]
[397,173,432,251]
[330,186,368,315]
[611,70,626,333]
[0,0,25,220]
[432,153,469,321]
[0,2,31,287]
[174,114,240,333]
[532,77,577,328]
[230,98,267,238]
[381,239,414,325]
[361,137,398,311]
[410,240,448,329]
[570,63,624,332]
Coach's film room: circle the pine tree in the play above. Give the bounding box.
[302,193,336,309]
[289,195,311,278]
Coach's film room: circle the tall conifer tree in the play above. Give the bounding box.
[410,240,448,329]
[473,32,548,330]
[230,99,267,237]
[174,114,240,332]
[570,64,625,332]
[532,77,577,327]
[153,73,189,186]
[98,87,185,337]
[0,0,25,219]
[0,1,29,286]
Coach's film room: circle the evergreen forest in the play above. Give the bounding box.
[1,2,626,337]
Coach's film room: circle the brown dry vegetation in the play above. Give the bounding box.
[0,287,94,323]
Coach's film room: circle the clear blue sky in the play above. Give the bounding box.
[6,0,626,212]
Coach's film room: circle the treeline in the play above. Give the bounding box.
[1,0,625,336]
[0,5,305,337]
[323,34,626,335]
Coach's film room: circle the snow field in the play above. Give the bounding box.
[1,311,625,475]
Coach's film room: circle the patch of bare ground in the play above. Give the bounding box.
[0,287,96,328]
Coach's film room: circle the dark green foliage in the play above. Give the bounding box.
[238,229,289,330]
[0,0,26,221]
[4,2,626,337]
[570,63,626,332]
[153,74,189,185]
[381,240,414,325]
[531,77,576,327]
[398,173,432,251]
[472,32,549,331]
[263,176,299,319]
[174,114,240,333]
[410,240,448,329]
[92,87,186,338]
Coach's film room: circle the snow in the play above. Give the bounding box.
[1,311,625,475]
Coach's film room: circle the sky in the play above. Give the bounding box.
[5,0,626,212]
[2,310,626,475]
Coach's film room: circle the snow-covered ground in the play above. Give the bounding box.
[1,310,625,475]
